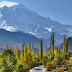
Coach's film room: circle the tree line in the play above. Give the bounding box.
[0,32,72,72]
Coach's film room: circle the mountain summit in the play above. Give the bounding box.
[0,1,18,7]
[0,1,72,44]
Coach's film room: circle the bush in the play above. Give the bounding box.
[46,62,54,69]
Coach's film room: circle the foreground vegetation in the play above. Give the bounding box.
[0,32,72,72]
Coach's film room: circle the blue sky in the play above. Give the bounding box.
[1,0,72,25]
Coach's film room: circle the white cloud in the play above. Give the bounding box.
[0,1,19,7]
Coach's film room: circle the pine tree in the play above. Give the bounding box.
[39,40,43,60]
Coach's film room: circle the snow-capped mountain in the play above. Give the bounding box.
[0,1,72,44]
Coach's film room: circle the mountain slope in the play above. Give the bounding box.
[0,1,72,44]
[59,37,72,52]
[0,29,43,49]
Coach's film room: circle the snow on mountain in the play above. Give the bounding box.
[0,1,18,7]
[45,27,52,32]
[0,1,72,45]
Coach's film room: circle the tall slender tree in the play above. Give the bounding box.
[28,42,31,53]
[5,44,8,51]
[15,47,20,60]
[50,32,54,56]
[58,45,61,54]
[52,32,54,56]
[24,45,28,58]
[65,39,68,53]
[63,35,66,53]
[39,40,43,60]
[22,41,26,57]
[31,43,35,61]
[12,46,14,53]
[63,35,68,53]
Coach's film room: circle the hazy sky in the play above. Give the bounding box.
[1,0,72,25]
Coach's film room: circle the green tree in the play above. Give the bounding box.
[28,42,31,53]
[65,39,68,53]
[39,40,43,60]
[63,36,68,53]
[0,49,17,72]
[15,47,20,60]
[48,47,51,56]
[58,45,61,54]
[52,32,54,56]
[50,32,54,57]
[63,35,66,53]
[5,44,8,51]
[24,45,28,58]
[31,43,35,61]
[12,46,14,53]
[22,41,26,57]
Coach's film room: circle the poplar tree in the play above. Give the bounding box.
[15,47,20,60]
[12,46,14,53]
[5,44,8,51]
[52,32,54,56]
[31,43,35,61]
[22,41,25,57]
[28,42,31,53]
[24,45,27,58]
[65,39,68,53]
[46,44,48,56]
[48,47,51,56]
[63,35,68,53]
[50,32,54,56]
[63,35,66,53]
[39,40,43,60]
[58,45,61,54]
[9,46,11,51]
